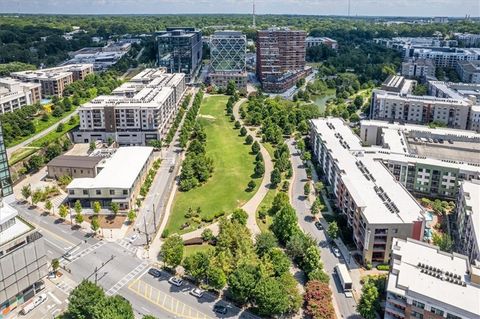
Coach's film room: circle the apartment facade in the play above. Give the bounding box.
[310,118,425,264]
[454,32,480,47]
[0,78,41,114]
[401,59,436,78]
[157,27,202,80]
[256,28,310,93]
[209,31,247,89]
[409,48,480,68]
[456,180,480,263]
[0,122,12,198]
[73,68,186,145]
[11,64,93,98]
[66,147,153,210]
[456,60,480,84]
[305,36,338,50]
[385,238,480,319]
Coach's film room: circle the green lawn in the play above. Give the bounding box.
[256,187,277,233]
[183,244,214,259]
[166,95,261,234]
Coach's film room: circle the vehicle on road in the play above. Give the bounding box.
[314,221,323,230]
[168,277,183,287]
[334,264,353,298]
[128,234,139,244]
[169,165,175,173]
[148,268,162,278]
[190,288,204,298]
[21,294,48,315]
[213,305,228,314]
[332,247,342,258]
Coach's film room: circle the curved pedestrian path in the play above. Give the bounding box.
[181,97,274,240]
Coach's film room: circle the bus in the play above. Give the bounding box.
[334,264,353,298]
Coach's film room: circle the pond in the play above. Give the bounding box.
[312,91,336,113]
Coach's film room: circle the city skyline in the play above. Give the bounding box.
[0,0,479,17]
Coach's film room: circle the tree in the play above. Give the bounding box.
[254,161,265,177]
[271,205,299,244]
[31,190,43,206]
[59,204,68,220]
[357,281,379,319]
[183,250,210,282]
[28,154,44,172]
[65,280,106,319]
[159,234,184,269]
[227,262,259,305]
[314,181,324,194]
[93,201,101,214]
[56,122,65,132]
[21,184,32,203]
[45,199,53,215]
[251,141,260,154]
[234,120,241,129]
[75,212,84,226]
[327,221,339,240]
[110,202,120,215]
[74,200,82,215]
[311,198,324,219]
[206,266,227,290]
[245,135,253,144]
[148,139,162,149]
[90,216,100,233]
[354,95,364,108]
[226,80,237,95]
[247,180,256,191]
[127,210,136,223]
[201,228,214,241]
[432,233,454,252]
[231,208,248,225]
[268,248,291,276]
[303,246,322,275]
[253,277,290,316]
[255,232,278,257]
[51,258,60,272]
[304,280,335,319]
[255,152,263,162]
[270,168,281,187]
[240,126,247,136]
[304,182,311,196]
[89,141,96,152]
[269,192,290,215]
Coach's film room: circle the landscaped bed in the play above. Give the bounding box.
[165,95,260,234]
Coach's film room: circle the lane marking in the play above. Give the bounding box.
[48,291,62,305]
[44,238,67,251]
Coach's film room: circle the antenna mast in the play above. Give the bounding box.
[253,0,256,28]
[348,0,351,17]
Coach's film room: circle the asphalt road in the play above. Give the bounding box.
[286,139,361,319]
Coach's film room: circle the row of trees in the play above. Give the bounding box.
[164,94,191,145]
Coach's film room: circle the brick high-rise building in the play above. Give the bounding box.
[256,28,310,93]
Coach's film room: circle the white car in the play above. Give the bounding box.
[332,248,342,258]
[128,234,139,244]
[33,294,48,307]
[190,288,204,298]
[168,277,183,287]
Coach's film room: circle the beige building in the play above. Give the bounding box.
[11,64,93,98]
[0,78,41,114]
[386,238,480,319]
[310,118,426,264]
[66,147,153,211]
[46,155,104,179]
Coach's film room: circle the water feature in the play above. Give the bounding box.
[312,90,336,114]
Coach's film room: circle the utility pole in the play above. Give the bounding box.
[347,0,351,17]
[144,215,150,246]
[152,202,157,230]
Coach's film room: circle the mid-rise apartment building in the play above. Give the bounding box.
[456,60,480,84]
[0,78,41,114]
[209,31,247,89]
[305,36,338,50]
[456,180,480,263]
[401,59,436,78]
[0,121,47,317]
[385,238,480,319]
[454,32,480,47]
[256,28,311,93]
[11,64,93,98]
[73,68,186,145]
[157,27,202,80]
[310,118,426,264]
[409,47,480,68]
[370,75,480,131]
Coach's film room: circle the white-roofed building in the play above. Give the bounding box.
[386,237,480,319]
[73,68,186,145]
[0,77,41,114]
[456,180,480,264]
[66,146,153,211]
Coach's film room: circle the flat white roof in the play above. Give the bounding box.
[311,118,425,225]
[389,238,480,319]
[67,146,153,190]
[0,203,32,246]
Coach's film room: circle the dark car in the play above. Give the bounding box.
[169,165,175,173]
[314,221,323,230]
[213,305,228,315]
[148,268,162,278]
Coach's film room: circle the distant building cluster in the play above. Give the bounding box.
[10,64,94,98]
[454,32,480,47]
[73,68,186,146]
[305,36,338,50]
[64,41,132,71]
[456,60,480,84]
[370,75,480,131]
[0,78,41,114]
[256,28,311,93]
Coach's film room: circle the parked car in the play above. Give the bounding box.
[314,221,323,230]
[169,165,175,173]
[448,139,454,144]
[128,234,139,244]
[213,305,228,315]
[332,248,342,258]
[190,288,204,298]
[148,268,162,278]
[168,277,183,287]
[439,139,444,144]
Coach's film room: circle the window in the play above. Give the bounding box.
[96,190,101,195]
[83,190,88,195]
[446,314,461,319]
[410,311,424,319]
[109,190,115,195]
[123,190,128,195]
[69,190,75,195]
[431,307,444,316]
[412,300,425,309]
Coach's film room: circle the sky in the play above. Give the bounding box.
[0,0,479,17]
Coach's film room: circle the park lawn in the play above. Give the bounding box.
[9,147,41,166]
[29,116,79,147]
[183,244,214,259]
[166,95,260,234]
[256,187,277,233]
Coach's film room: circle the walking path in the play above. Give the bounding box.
[181,97,274,240]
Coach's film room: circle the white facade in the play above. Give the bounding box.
[410,48,480,68]
[456,180,480,263]
[401,59,435,78]
[305,36,338,50]
[0,78,41,114]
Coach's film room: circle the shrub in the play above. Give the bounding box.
[376,264,390,271]
[245,135,253,144]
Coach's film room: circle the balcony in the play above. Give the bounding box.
[385,303,406,318]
